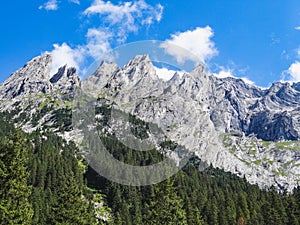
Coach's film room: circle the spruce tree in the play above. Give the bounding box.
[147,178,187,225]
[0,131,33,225]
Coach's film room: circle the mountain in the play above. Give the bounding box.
[0,54,299,192]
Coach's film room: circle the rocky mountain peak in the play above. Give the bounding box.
[0,54,53,99]
[96,61,120,77]
[124,54,157,79]
[50,65,77,83]
[7,54,51,81]
[50,64,80,95]
[190,63,206,76]
[0,54,81,101]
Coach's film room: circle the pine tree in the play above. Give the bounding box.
[0,131,33,225]
[147,178,187,225]
[48,148,97,225]
[186,199,204,225]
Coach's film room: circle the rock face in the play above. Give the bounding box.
[81,55,300,192]
[0,53,300,192]
[0,54,80,109]
[50,65,79,96]
[247,111,299,141]
[0,54,53,99]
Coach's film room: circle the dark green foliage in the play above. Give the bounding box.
[147,178,187,225]
[85,133,300,225]
[160,139,178,151]
[0,118,98,225]
[0,129,33,225]
[1,101,300,225]
[128,114,149,140]
[28,131,97,225]
[46,108,72,132]
[100,134,165,166]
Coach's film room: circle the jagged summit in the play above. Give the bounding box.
[0,54,52,99]
[50,64,79,95]
[124,54,152,67]
[123,54,157,79]
[0,54,80,100]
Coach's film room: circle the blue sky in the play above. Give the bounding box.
[1,0,300,87]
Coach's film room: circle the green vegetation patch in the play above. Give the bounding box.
[275,141,300,151]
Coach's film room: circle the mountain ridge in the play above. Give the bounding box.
[1,54,299,192]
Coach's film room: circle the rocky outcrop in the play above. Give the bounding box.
[0,54,80,109]
[0,54,53,99]
[247,111,299,141]
[50,65,79,96]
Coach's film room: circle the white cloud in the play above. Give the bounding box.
[47,0,163,76]
[286,61,300,82]
[241,77,255,85]
[48,31,112,75]
[83,0,163,40]
[282,47,300,82]
[213,67,255,85]
[154,67,184,81]
[39,0,58,11]
[161,26,218,64]
[48,43,85,75]
[86,28,112,60]
[39,0,80,10]
[213,69,234,79]
[69,0,80,4]
[295,26,300,30]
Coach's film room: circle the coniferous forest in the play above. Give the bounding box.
[0,115,300,225]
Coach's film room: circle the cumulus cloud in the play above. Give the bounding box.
[48,43,85,74]
[161,26,218,64]
[282,47,300,82]
[48,28,113,75]
[285,61,300,82]
[39,0,58,11]
[154,67,184,81]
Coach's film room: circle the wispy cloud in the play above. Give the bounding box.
[270,32,280,45]
[47,0,164,75]
[85,28,112,60]
[83,0,163,42]
[69,0,80,4]
[161,26,218,64]
[39,0,58,11]
[39,0,80,10]
[295,26,300,30]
